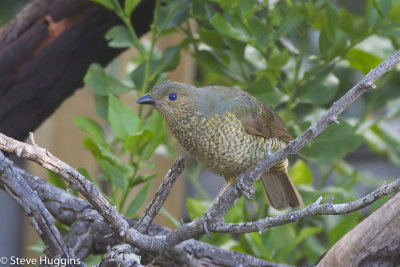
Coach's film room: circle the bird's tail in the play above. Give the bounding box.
[260,170,303,210]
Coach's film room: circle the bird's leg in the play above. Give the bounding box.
[202,179,235,238]
[217,180,235,198]
[268,139,272,156]
[236,139,271,199]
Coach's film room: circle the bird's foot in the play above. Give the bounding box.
[235,175,255,199]
[202,211,213,239]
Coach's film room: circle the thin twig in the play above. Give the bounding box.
[211,177,400,233]
[136,156,185,233]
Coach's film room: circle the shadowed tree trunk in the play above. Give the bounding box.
[317,193,400,267]
[0,0,154,141]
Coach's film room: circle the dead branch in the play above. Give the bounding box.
[0,152,73,260]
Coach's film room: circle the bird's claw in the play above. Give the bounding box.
[202,211,213,239]
[235,176,255,199]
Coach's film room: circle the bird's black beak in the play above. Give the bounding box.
[137,94,156,105]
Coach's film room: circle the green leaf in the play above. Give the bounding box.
[126,181,152,217]
[248,17,269,49]
[270,9,303,44]
[141,137,163,161]
[338,10,370,38]
[139,112,165,161]
[130,46,179,90]
[324,3,339,41]
[289,159,313,185]
[105,25,134,48]
[73,117,105,146]
[210,13,249,42]
[186,198,208,220]
[194,50,237,80]
[77,167,93,182]
[297,67,339,105]
[146,112,165,135]
[328,212,361,245]
[301,2,319,26]
[278,226,323,259]
[366,0,383,28]
[124,0,140,17]
[389,3,400,22]
[84,64,132,95]
[239,232,271,260]
[131,172,157,187]
[91,0,116,10]
[48,171,67,190]
[123,129,155,155]
[301,121,365,165]
[199,28,226,49]
[82,136,133,176]
[211,0,240,10]
[263,224,296,258]
[160,208,180,228]
[224,198,244,223]
[347,48,382,74]
[108,94,140,140]
[154,46,180,75]
[246,76,282,107]
[104,161,128,191]
[318,26,333,56]
[268,48,290,71]
[94,94,109,120]
[156,0,189,34]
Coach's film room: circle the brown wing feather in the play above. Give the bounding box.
[241,103,293,142]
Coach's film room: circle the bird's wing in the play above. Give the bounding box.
[235,94,293,142]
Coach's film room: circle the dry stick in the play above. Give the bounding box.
[0,152,74,261]
[0,49,400,255]
[10,160,280,267]
[0,132,164,252]
[211,178,400,233]
[135,156,185,233]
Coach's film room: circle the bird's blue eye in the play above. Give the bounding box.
[168,93,177,101]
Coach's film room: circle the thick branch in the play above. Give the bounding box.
[0,0,154,140]
[8,161,279,267]
[0,152,73,260]
[317,192,400,266]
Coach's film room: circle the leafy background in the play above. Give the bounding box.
[3,0,400,265]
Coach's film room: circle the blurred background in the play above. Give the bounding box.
[1,0,400,265]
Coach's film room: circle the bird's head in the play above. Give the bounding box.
[137,81,199,120]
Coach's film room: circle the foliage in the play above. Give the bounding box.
[50,0,400,265]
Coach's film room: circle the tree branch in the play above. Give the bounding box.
[317,192,400,266]
[0,0,154,141]
[0,152,73,260]
[211,179,400,233]
[7,159,281,267]
[136,156,185,234]
[0,49,399,264]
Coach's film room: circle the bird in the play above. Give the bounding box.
[137,81,303,210]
